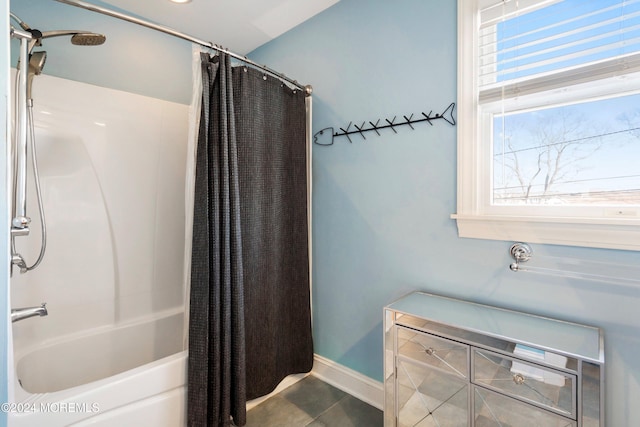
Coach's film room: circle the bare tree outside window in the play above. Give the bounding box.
[493,94,640,206]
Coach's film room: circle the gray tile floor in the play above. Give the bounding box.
[245,375,383,427]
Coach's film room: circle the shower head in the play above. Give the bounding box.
[71,33,107,46]
[11,13,106,50]
[40,30,106,44]
[28,30,106,53]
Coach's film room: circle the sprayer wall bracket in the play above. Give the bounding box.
[11,226,30,237]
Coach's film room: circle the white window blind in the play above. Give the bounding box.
[479,0,640,103]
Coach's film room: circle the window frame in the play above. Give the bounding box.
[453,0,640,251]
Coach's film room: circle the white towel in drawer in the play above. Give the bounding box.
[511,344,568,387]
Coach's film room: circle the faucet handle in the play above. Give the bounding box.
[12,216,31,229]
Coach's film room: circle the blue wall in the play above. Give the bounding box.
[249,0,640,425]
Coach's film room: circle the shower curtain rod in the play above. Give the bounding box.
[53,0,312,96]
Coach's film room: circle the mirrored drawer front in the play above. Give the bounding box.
[397,357,469,427]
[472,348,576,419]
[474,386,576,427]
[397,326,469,379]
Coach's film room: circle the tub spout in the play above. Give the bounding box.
[11,303,47,323]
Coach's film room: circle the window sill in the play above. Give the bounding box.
[451,214,640,251]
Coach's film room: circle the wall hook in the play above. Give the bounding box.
[385,116,398,133]
[509,242,532,271]
[313,102,456,146]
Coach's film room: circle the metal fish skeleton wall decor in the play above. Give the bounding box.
[313,102,456,146]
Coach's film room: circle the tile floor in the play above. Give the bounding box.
[245,375,383,427]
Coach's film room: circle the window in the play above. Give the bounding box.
[454,0,640,251]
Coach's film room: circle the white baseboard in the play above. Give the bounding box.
[311,354,384,410]
[246,354,384,412]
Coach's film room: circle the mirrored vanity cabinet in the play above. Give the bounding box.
[384,292,604,427]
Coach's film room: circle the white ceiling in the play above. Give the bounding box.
[99,0,339,54]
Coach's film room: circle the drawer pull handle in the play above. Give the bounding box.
[421,346,466,378]
[513,373,526,385]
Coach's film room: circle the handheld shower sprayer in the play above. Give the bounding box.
[27,51,47,100]
[9,12,106,275]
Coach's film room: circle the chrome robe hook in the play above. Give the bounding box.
[509,242,532,271]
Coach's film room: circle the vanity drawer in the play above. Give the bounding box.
[397,326,469,379]
[397,357,469,427]
[472,348,576,418]
[473,385,577,427]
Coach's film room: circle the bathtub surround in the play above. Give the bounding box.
[7,72,189,426]
[188,52,313,426]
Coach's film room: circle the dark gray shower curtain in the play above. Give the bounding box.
[187,52,313,427]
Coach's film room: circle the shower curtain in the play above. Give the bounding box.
[187,52,313,427]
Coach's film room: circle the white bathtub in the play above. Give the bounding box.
[7,308,309,427]
[8,310,187,427]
